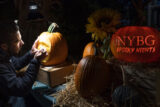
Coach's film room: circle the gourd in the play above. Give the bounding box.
[112,85,141,107]
[74,55,112,98]
[83,42,102,58]
[36,23,68,66]
[82,42,97,57]
[110,26,160,63]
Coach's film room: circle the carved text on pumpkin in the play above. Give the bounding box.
[115,35,156,54]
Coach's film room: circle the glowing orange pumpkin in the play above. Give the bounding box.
[110,26,160,63]
[74,55,112,98]
[36,23,68,66]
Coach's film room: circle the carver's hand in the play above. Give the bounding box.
[30,37,39,55]
[34,48,48,62]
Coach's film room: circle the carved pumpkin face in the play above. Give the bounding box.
[110,26,160,63]
[37,32,68,66]
[74,55,112,98]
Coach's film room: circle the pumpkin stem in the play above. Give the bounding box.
[48,22,59,33]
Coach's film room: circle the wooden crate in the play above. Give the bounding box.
[37,63,76,87]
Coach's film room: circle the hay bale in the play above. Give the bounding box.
[51,74,112,107]
[122,64,159,107]
[110,58,160,107]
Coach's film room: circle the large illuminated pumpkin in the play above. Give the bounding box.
[36,23,68,66]
[74,55,112,98]
[110,26,160,63]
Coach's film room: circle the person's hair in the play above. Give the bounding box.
[0,21,19,45]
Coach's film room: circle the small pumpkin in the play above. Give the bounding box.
[82,42,97,57]
[112,85,141,107]
[36,23,68,66]
[83,42,102,58]
[74,55,112,98]
[110,26,160,63]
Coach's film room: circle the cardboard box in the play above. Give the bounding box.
[37,63,76,87]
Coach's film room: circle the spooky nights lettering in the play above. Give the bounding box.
[115,35,156,54]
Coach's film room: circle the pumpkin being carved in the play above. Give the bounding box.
[110,26,160,63]
[74,55,112,98]
[36,23,68,66]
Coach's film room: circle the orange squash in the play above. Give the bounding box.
[82,42,97,57]
[74,55,112,98]
[36,23,68,66]
[110,26,160,63]
[83,42,103,58]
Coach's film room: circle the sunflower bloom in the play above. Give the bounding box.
[86,8,121,41]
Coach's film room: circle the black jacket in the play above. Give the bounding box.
[0,48,40,107]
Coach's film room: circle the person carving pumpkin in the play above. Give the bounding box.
[0,21,47,107]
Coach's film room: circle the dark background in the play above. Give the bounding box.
[0,0,159,63]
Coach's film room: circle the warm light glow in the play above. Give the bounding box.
[110,26,160,63]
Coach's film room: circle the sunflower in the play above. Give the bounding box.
[86,8,121,41]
